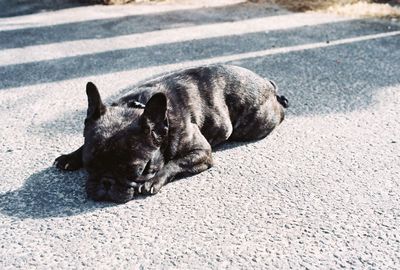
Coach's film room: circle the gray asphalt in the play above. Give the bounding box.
[1,1,400,269]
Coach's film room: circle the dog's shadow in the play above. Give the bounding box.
[0,167,114,219]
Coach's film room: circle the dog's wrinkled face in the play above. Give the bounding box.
[82,83,168,203]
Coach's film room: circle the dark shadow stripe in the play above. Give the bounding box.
[233,35,400,116]
[0,19,398,90]
[0,3,287,49]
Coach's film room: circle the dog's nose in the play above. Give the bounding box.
[101,178,115,190]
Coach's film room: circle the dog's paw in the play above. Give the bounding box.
[54,154,82,171]
[137,179,163,195]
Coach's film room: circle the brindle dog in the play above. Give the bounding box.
[55,65,288,203]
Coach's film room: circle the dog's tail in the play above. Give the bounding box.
[269,80,289,108]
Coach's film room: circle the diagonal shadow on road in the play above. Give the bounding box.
[1,19,398,90]
[0,2,284,49]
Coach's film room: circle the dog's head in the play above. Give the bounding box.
[82,82,168,203]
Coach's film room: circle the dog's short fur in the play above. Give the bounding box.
[55,65,288,203]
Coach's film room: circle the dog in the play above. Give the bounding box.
[54,65,288,203]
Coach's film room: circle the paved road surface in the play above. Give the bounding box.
[0,0,399,268]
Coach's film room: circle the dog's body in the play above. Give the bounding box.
[55,65,288,203]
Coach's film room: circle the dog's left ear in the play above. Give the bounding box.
[142,93,168,145]
[86,82,106,121]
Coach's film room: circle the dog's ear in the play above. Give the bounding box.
[143,93,167,124]
[86,82,106,120]
[142,93,168,145]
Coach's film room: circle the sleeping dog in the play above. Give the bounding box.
[55,65,288,203]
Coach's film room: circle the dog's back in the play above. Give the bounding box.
[119,64,286,146]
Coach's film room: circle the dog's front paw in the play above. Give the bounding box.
[137,177,165,195]
[54,154,82,171]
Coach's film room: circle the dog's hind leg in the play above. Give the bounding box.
[54,146,84,171]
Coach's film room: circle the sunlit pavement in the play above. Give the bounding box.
[0,1,399,268]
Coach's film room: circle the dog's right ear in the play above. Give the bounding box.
[141,93,168,145]
[86,82,106,120]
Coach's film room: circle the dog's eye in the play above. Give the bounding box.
[129,164,143,177]
[136,166,144,174]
